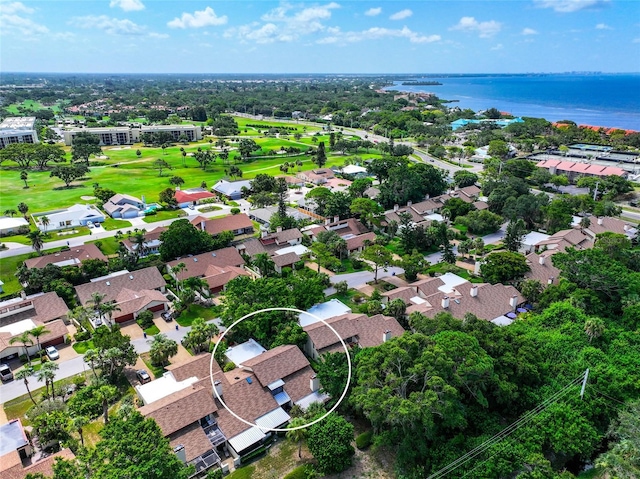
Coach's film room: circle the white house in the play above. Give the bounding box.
[103,194,145,219]
[0,217,29,236]
[33,204,105,231]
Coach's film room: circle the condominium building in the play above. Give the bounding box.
[0,117,39,149]
[62,124,202,146]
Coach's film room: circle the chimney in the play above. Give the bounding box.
[509,295,518,309]
[214,380,223,398]
[623,224,629,232]
[324,217,331,225]
[407,200,412,207]
[276,226,283,233]
[539,255,545,265]
[394,204,399,212]
[200,220,206,231]
[442,296,450,309]
[333,215,339,223]
[470,285,478,297]
[548,277,555,285]
[383,330,392,342]
[310,375,320,392]
[597,217,603,225]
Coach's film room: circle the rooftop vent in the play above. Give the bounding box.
[193,258,198,262]
[246,377,253,384]
[129,275,134,280]
[211,252,216,257]
[106,281,111,286]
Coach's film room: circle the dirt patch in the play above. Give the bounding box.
[325,446,395,479]
[80,195,96,200]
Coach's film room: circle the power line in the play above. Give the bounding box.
[427,372,587,479]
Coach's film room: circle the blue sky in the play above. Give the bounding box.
[1,0,639,73]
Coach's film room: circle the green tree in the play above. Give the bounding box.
[238,138,260,160]
[487,139,510,159]
[71,415,89,448]
[20,170,29,188]
[31,409,72,446]
[153,158,171,176]
[584,317,605,343]
[49,163,89,188]
[71,131,102,164]
[504,218,528,252]
[398,249,426,282]
[29,324,50,357]
[149,334,178,366]
[349,177,373,198]
[182,317,218,354]
[453,170,478,188]
[286,417,309,459]
[480,251,530,284]
[10,331,34,365]
[37,361,59,400]
[314,141,327,168]
[18,201,29,220]
[96,384,117,423]
[596,400,640,478]
[252,252,276,277]
[360,244,392,283]
[350,197,383,228]
[159,219,215,261]
[316,351,350,402]
[28,230,45,255]
[15,366,36,405]
[519,279,543,305]
[307,413,354,474]
[169,175,185,187]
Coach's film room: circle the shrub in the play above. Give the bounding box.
[352,293,363,303]
[67,384,104,419]
[136,310,155,330]
[74,330,91,342]
[351,258,364,269]
[230,207,241,215]
[335,281,348,295]
[284,464,317,479]
[294,260,306,270]
[355,431,373,450]
[72,375,87,389]
[223,362,236,372]
[206,468,223,479]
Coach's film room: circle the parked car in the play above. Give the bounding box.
[87,221,95,228]
[0,363,13,382]
[161,311,173,322]
[45,346,60,360]
[136,369,151,384]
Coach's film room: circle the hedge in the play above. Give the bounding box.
[355,430,373,450]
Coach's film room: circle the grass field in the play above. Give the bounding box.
[175,304,218,327]
[0,251,37,297]
[88,237,121,255]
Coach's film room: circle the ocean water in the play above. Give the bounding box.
[384,74,640,131]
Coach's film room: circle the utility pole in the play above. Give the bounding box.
[580,368,590,400]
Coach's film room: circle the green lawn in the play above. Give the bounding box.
[144,324,160,335]
[0,251,35,297]
[175,304,218,327]
[73,340,95,354]
[89,236,121,255]
[140,352,165,379]
[141,209,187,223]
[226,465,256,479]
[101,217,132,231]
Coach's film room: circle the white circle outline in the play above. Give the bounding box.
[210,307,352,432]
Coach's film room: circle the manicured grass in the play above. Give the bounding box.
[140,352,165,379]
[101,217,132,231]
[227,465,256,479]
[89,236,121,255]
[175,304,218,327]
[141,209,187,223]
[82,420,105,448]
[199,205,222,213]
[73,340,95,354]
[0,234,31,245]
[0,251,34,297]
[326,290,362,311]
[144,324,160,335]
[339,258,370,273]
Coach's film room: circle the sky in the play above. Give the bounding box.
[1,0,639,74]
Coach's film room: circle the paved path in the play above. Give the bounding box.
[327,266,405,290]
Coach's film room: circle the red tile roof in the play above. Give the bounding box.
[24,244,107,269]
[175,189,215,204]
[191,214,254,236]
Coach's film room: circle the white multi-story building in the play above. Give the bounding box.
[0,117,39,149]
[62,124,202,146]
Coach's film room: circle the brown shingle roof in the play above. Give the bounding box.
[191,214,253,236]
[272,252,300,268]
[168,423,213,462]
[282,365,316,402]
[24,244,107,269]
[242,345,310,387]
[304,314,362,350]
[345,232,376,251]
[166,353,221,382]
[140,384,217,436]
[357,314,406,348]
[75,267,166,305]
[167,247,245,280]
[263,228,302,244]
[121,226,167,252]
[524,252,561,285]
[2,449,75,479]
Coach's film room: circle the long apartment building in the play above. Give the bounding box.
[0,117,39,149]
[62,124,202,146]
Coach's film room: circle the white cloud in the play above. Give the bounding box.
[110,0,145,12]
[390,9,412,21]
[450,16,502,38]
[522,27,538,35]
[365,7,381,17]
[595,23,612,30]
[229,2,340,43]
[534,0,610,13]
[491,43,503,50]
[318,26,440,44]
[0,2,49,36]
[168,6,228,29]
[148,32,169,39]
[633,38,640,43]
[70,15,146,35]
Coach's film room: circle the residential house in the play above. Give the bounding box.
[103,194,145,219]
[121,227,167,257]
[580,216,637,241]
[535,159,628,180]
[1,418,75,479]
[32,204,105,231]
[0,217,29,236]
[248,206,315,228]
[303,313,405,360]
[175,188,216,208]
[523,251,562,287]
[167,247,248,293]
[0,292,69,361]
[191,214,254,238]
[519,231,551,255]
[297,169,335,185]
[24,244,107,270]
[278,175,305,187]
[212,179,253,200]
[534,228,592,253]
[345,231,377,255]
[237,228,306,274]
[305,218,369,242]
[75,267,167,323]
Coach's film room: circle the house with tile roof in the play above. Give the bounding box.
[523,251,562,287]
[534,228,592,253]
[580,216,637,241]
[0,292,69,361]
[166,247,248,293]
[103,193,145,219]
[297,168,335,185]
[24,244,107,270]
[303,313,405,360]
[175,188,216,208]
[535,159,627,180]
[121,227,167,257]
[235,228,306,274]
[75,267,167,323]
[191,214,254,238]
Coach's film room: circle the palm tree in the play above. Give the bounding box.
[4,209,17,217]
[28,230,44,255]
[71,415,89,448]
[89,292,107,321]
[96,385,117,423]
[29,325,50,357]
[15,366,36,405]
[17,202,29,220]
[184,276,209,297]
[149,334,178,367]
[40,216,50,233]
[99,302,121,327]
[171,262,187,294]
[584,318,605,343]
[37,361,59,400]
[131,230,147,258]
[286,417,309,458]
[84,349,99,380]
[20,170,29,188]
[253,253,275,277]
[9,332,33,366]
